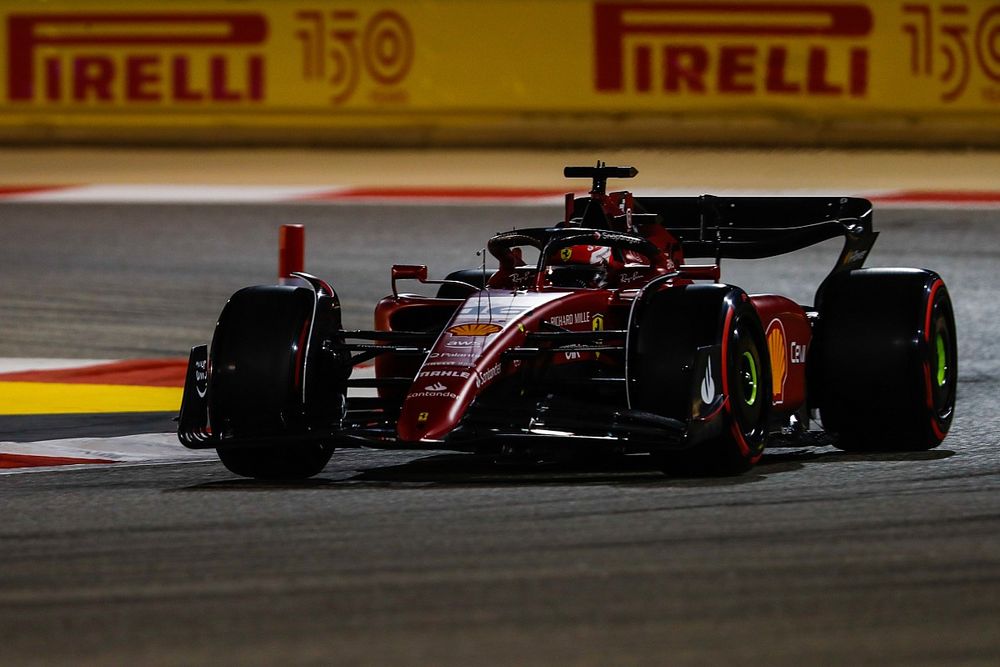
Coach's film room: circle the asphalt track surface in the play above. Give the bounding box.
[1,203,998,665]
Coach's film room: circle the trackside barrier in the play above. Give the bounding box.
[1,0,999,146]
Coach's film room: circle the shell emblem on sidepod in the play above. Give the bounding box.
[447,322,503,336]
[766,319,788,404]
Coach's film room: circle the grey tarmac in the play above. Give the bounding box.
[0,203,997,666]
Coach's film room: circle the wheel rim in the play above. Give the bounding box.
[740,351,758,406]
[729,319,767,448]
[935,332,948,388]
[929,301,956,421]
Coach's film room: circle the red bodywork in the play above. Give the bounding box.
[177,166,888,469]
[372,186,811,445]
[377,289,628,442]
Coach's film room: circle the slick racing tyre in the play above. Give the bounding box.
[630,284,771,475]
[216,443,334,481]
[811,268,956,451]
[209,285,340,479]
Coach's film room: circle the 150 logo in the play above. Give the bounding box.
[294,8,413,105]
[902,3,1000,102]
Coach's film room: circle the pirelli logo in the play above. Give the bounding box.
[594,2,874,97]
[6,13,267,104]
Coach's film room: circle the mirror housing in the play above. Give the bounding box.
[391,264,429,296]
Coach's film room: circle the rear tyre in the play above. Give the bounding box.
[630,285,770,475]
[811,269,956,451]
[209,285,342,479]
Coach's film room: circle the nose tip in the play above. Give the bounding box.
[397,415,450,443]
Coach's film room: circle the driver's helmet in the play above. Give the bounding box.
[546,245,615,287]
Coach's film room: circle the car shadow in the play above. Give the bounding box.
[173,453,668,491]
[337,453,766,489]
[171,447,956,493]
[761,446,955,466]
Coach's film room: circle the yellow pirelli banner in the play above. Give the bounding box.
[1,0,999,145]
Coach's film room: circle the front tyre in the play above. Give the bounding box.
[217,443,334,480]
[630,285,771,475]
[208,285,345,479]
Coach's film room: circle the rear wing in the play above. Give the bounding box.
[571,194,877,273]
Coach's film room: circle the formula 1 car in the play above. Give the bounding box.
[178,164,956,479]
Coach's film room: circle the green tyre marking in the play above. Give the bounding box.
[741,351,758,406]
[935,334,947,387]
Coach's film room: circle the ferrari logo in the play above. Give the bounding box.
[417,411,429,423]
[591,313,605,331]
[560,247,573,261]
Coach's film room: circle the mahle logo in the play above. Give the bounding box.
[6,13,267,104]
[594,2,873,97]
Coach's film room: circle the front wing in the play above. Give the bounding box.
[178,332,731,454]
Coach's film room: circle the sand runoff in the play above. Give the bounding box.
[1,147,999,193]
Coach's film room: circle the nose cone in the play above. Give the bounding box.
[395,288,557,442]
[396,367,477,443]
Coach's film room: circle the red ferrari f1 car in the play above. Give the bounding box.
[178,164,957,478]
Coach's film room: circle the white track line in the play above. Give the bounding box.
[3,184,344,203]
[0,433,210,462]
[0,358,113,373]
[0,362,378,473]
[2,184,998,208]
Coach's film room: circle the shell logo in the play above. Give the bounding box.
[447,322,502,336]
[766,319,788,404]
